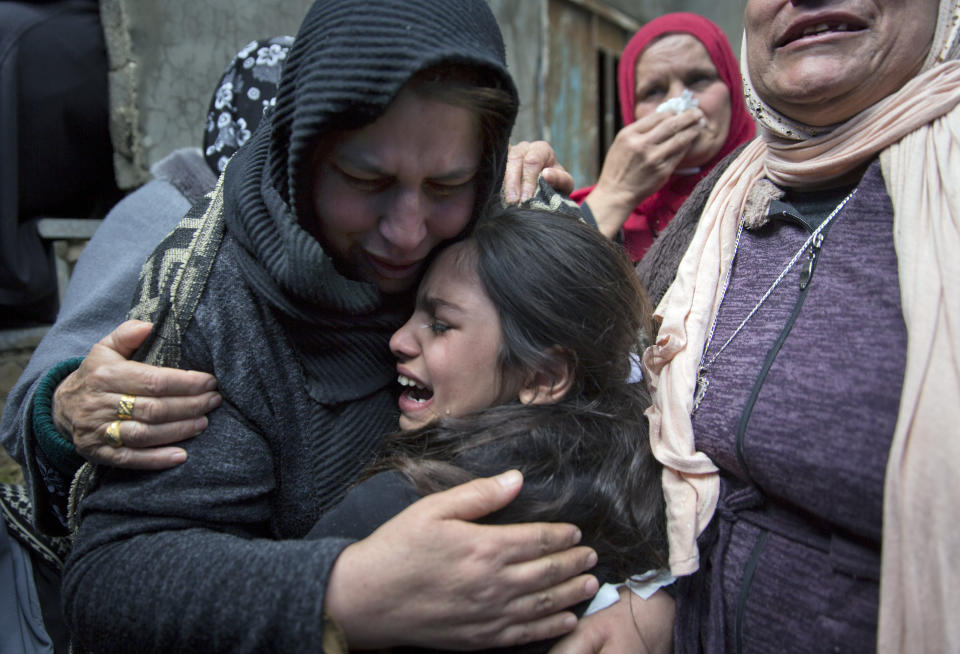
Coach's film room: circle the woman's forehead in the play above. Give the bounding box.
[635,34,717,80]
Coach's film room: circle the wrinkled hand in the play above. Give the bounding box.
[549,588,675,654]
[52,320,220,468]
[587,109,704,239]
[504,141,574,203]
[326,470,600,650]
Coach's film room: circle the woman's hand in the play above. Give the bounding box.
[325,470,600,650]
[51,320,220,468]
[587,109,704,239]
[504,141,574,203]
[549,588,675,654]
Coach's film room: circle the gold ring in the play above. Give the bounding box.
[105,421,123,448]
[116,394,136,420]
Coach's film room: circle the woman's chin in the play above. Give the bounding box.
[678,139,724,170]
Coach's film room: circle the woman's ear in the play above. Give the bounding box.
[518,346,575,405]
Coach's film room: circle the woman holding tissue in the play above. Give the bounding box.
[571,13,755,261]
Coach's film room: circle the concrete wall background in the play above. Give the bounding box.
[102,0,314,189]
[604,0,747,52]
[106,0,747,190]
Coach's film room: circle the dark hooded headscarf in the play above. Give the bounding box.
[214,0,518,421]
[222,0,518,315]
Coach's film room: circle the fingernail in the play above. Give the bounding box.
[571,528,582,545]
[496,469,522,489]
[205,378,218,391]
[586,550,598,568]
[562,614,577,630]
[170,449,187,464]
[194,416,208,433]
[584,575,599,595]
[208,394,222,410]
[504,191,518,204]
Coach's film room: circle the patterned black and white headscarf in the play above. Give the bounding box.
[203,35,293,174]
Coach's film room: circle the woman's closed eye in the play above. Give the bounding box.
[335,165,391,192]
[423,171,477,198]
[685,71,717,91]
[638,84,666,102]
[424,176,475,199]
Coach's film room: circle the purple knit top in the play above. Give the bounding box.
[676,159,906,653]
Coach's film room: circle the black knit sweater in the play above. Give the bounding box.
[61,1,517,651]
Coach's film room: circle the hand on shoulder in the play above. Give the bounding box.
[51,320,220,468]
[326,470,600,650]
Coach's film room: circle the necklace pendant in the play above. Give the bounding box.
[693,369,709,413]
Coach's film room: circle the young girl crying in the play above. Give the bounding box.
[311,206,669,649]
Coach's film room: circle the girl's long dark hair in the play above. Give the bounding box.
[371,206,667,579]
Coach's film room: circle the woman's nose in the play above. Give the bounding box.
[380,189,428,254]
[667,80,687,99]
[389,318,419,361]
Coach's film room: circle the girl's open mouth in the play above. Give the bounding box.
[397,373,434,413]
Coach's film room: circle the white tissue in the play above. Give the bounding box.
[656,89,698,115]
[627,352,644,383]
[583,568,677,615]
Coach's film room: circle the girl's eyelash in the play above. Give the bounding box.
[423,321,450,334]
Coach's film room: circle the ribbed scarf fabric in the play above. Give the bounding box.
[644,3,960,650]
[219,0,517,404]
[570,13,755,261]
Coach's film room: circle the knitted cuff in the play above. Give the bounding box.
[577,200,623,245]
[578,200,599,230]
[32,357,86,477]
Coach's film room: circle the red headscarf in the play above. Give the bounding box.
[571,13,755,261]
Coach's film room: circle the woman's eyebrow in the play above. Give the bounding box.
[333,149,385,175]
[684,65,718,78]
[635,77,664,93]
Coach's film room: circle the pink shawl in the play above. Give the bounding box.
[644,3,960,650]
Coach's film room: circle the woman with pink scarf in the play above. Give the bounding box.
[633,0,960,651]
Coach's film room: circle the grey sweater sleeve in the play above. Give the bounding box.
[61,238,356,652]
[0,149,214,521]
[61,397,352,653]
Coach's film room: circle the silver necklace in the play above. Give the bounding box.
[692,188,858,413]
